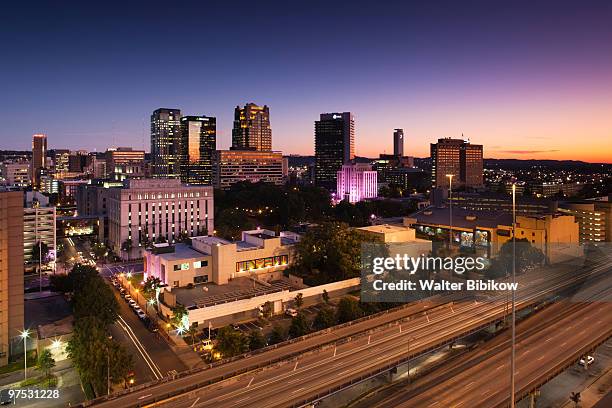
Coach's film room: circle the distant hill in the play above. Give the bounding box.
[483,159,611,171]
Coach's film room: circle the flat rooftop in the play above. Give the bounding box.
[358,224,413,234]
[411,207,513,229]
[172,277,299,309]
[156,243,207,261]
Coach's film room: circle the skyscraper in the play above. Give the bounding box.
[151,108,182,178]
[430,137,483,189]
[393,129,404,157]
[231,103,272,151]
[180,116,216,185]
[0,190,24,366]
[314,112,355,190]
[31,134,47,189]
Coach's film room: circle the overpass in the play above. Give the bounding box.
[83,255,610,407]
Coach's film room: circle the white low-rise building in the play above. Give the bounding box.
[144,228,300,287]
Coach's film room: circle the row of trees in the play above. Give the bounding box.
[214,297,396,357]
[60,265,134,396]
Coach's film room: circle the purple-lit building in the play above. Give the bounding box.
[336,163,377,203]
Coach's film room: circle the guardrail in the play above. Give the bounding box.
[77,295,452,407]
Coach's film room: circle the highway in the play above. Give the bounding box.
[363,276,612,407]
[133,257,609,408]
[83,255,610,408]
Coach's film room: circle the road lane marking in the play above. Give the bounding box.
[247,377,254,388]
[189,397,200,407]
[138,393,153,400]
[293,361,298,371]
[291,387,305,394]
[235,396,250,403]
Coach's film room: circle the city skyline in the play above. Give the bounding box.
[1,1,612,163]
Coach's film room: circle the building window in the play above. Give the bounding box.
[193,260,208,268]
[194,275,208,284]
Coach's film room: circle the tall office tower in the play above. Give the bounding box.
[231,103,272,151]
[52,149,70,175]
[180,116,216,185]
[314,112,355,190]
[393,129,404,157]
[0,191,25,366]
[430,137,483,189]
[31,134,47,189]
[151,108,182,178]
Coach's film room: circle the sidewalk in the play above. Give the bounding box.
[559,367,612,408]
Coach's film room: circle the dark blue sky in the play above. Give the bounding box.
[1,1,611,161]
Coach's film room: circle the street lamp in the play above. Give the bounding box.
[510,183,517,408]
[19,329,30,381]
[147,298,156,314]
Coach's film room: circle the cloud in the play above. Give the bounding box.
[495,149,560,154]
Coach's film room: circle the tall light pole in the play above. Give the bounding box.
[510,183,517,408]
[446,174,454,251]
[20,329,30,381]
[446,174,454,284]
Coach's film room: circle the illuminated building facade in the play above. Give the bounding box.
[232,103,272,151]
[180,116,216,185]
[31,134,47,189]
[144,229,299,287]
[151,108,182,178]
[1,162,30,187]
[106,179,214,260]
[336,163,377,203]
[23,205,56,267]
[430,138,483,189]
[314,112,355,190]
[559,200,611,242]
[0,191,24,366]
[213,150,285,189]
[106,147,145,181]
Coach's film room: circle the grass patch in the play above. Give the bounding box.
[0,351,37,375]
[19,375,57,388]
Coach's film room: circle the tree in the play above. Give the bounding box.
[268,325,286,345]
[143,276,162,298]
[312,307,336,331]
[32,241,49,264]
[288,313,310,338]
[485,239,545,279]
[247,330,266,350]
[37,349,56,385]
[50,274,73,293]
[72,273,119,326]
[261,301,273,319]
[171,304,188,329]
[215,326,248,358]
[294,293,304,309]
[186,326,198,345]
[288,222,365,285]
[92,241,107,260]
[321,289,330,304]
[336,297,363,323]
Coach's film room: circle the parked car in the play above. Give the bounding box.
[579,355,594,366]
[136,310,147,319]
[285,308,298,317]
[128,299,137,307]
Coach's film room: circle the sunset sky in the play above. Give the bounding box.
[1,1,611,162]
